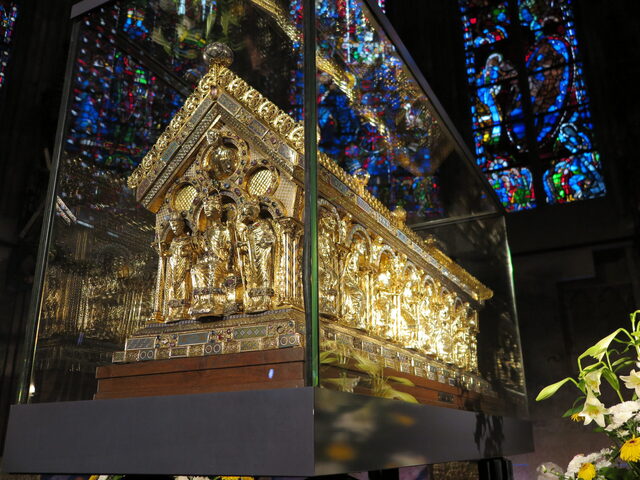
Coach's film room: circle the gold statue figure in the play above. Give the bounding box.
[372,251,398,339]
[341,234,368,330]
[400,266,421,349]
[237,201,277,313]
[164,211,196,322]
[190,193,233,317]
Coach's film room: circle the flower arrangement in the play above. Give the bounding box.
[537,310,640,480]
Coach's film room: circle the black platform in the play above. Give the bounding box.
[2,387,533,476]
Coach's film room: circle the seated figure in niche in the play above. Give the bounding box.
[467,310,479,373]
[400,268,421,349]
[439,293,456,364]
[450,302,470,370]
[164,211,196,322]
[373,260,397,339]
[237,201,276,313]
[190,193,233,318]
[341,236,368,330]
[419,280,439,357]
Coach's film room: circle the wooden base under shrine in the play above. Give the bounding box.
[96,345,524,417]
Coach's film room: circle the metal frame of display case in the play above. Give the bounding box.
[3,0,532,475]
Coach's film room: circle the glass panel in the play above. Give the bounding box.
[29,0,307,403]
[315,0,526,416]
[312,0,497,225]
[414,216,528,415]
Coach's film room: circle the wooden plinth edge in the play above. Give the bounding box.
[95,347,515,416]
[95,347,305,400]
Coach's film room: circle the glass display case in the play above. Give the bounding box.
[18,0,526,435]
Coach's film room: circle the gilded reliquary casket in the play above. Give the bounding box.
[115,44,493,393]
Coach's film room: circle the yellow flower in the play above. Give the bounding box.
[577,462,596,480]
[620,437,640,462]
[571,413,584,422]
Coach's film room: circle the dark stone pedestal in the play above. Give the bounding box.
[3,387,532,476]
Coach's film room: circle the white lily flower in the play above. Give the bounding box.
[584,370,602,394]
[579,392,608,428]
[621,369,640,397]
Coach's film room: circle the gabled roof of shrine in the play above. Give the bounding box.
[128,44,493,303]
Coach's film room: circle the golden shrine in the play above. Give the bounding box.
[115,43,493,387]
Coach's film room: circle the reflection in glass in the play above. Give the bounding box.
[32,0,300,403]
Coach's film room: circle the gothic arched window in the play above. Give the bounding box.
[459,0,605,211]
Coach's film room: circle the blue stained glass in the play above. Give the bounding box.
[123,7,149,40]
[318,82,360,157]
[460,0,605,208]
[0,1,18,89]
[525,36,572,71]
[460,3,510,48]
[0,2,17,44]
[486,156,510,171]
[543,152,606,204]
[528,66,571,114]
[300,0,446,217]
[487,167,535,211]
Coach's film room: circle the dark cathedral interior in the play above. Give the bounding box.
[0,1,638,479]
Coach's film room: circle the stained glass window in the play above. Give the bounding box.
[459,0,605,210]
[0,1,18,89]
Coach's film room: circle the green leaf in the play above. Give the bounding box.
[581,362,603,373]
[611,357,634,368]
[387,376,415,387]
[319,351,339,365]
[599,466,637,480]
[562,405,583,418]
[580,329,624,362]
[379,385,419,403]
[613,360,636,374]
[536,377,573,401]
[321,376,361,392]
[602,368,621,392]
